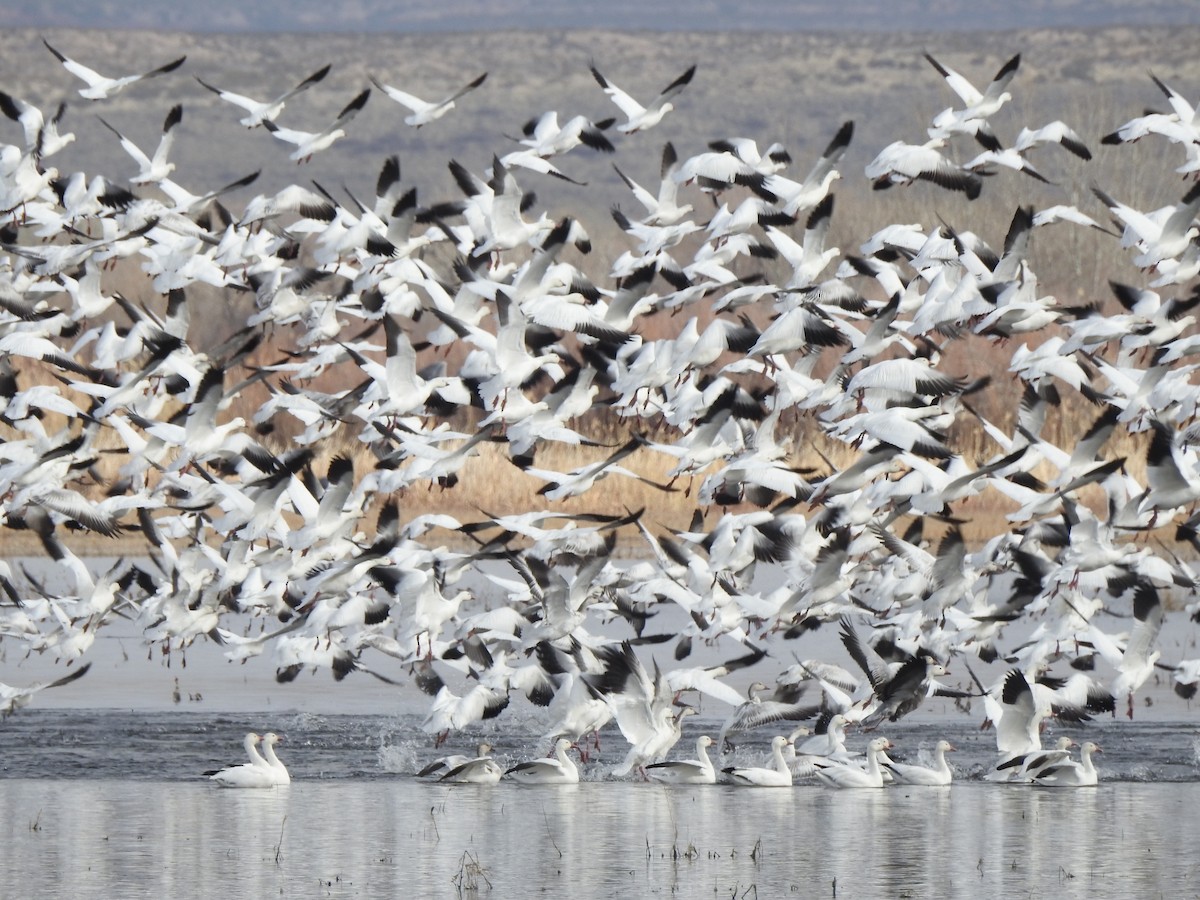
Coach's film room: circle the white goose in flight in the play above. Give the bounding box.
[0,662,91,718]
[42,39,186,100]
[590,62,695,133]
[97,104,182,185]
[924,52,1021,150]
[262,88,370,163]
[195,63,332,128]
[370,72,487,127]
[0,91,74,158]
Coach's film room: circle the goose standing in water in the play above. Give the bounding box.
[504,738,580,784]
[722,735,793,787]
[645,735,717,785]
[210,732,276,789]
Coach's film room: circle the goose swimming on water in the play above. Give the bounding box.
[209,732,276,789]
[722,734,793,787]
[813,736,893,789]
[645,735,717,785]
[504,737,580,784]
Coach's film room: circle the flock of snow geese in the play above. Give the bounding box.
[2,38,1200,789]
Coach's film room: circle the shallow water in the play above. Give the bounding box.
[4,775,1200,899]
[2,709,1199,782]
[2,710,1199,898]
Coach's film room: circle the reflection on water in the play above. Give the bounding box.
[3,779,1200,899]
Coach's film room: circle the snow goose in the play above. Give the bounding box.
[764,195,839,290]
[1139,419,1200,523]
[747,301,846,364]
[987,736,1077,783]
[716,681,818,752]
[814,737,892,789]
[963,147,1052,184]
[1030,204,1118,234]
[0,91,74,158]
[881,740,955,786]
[519,436,676,501]
[761,120,854,216]
[370,72,486,127]
[1170,659,1200,699]
[421,683,509,747]
[195,63,331,128]
[1087,579,1164,718]
[0,662,91,718]
[1091,182,1200,271]
[844,356,967,405]
[97,104,181,185]
[439,745,503,784]
[262,88,370,163]
[722,735,793,787]
[585,641,694,777]
[441,756,503,785]
[536,646,614,758]
[210,733,276,788]
[866,138,981,198]
[470,156,554,258]
[924,52,1020,150]
[839,617,967,728]
[671,139,781,198]
[516,110,616,158]
[260,732,291,785]
[612,142,694,226]
[1013,121,1092,160]
[645,735,717,785]
[590,63,695,134]
[1102,73,1200,173]
[1032,741,1100,787]
[504,738,580,784]
[418,742,496,778]
[42,39,186,100]
[988,668,1046,757]
[239,183,336,226]
[787,713,853,775]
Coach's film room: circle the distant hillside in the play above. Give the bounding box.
[2,23,1198,312]
[6,0,1199,33]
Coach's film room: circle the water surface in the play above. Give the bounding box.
[2,710,1198,898]
[3,776,1198,899]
